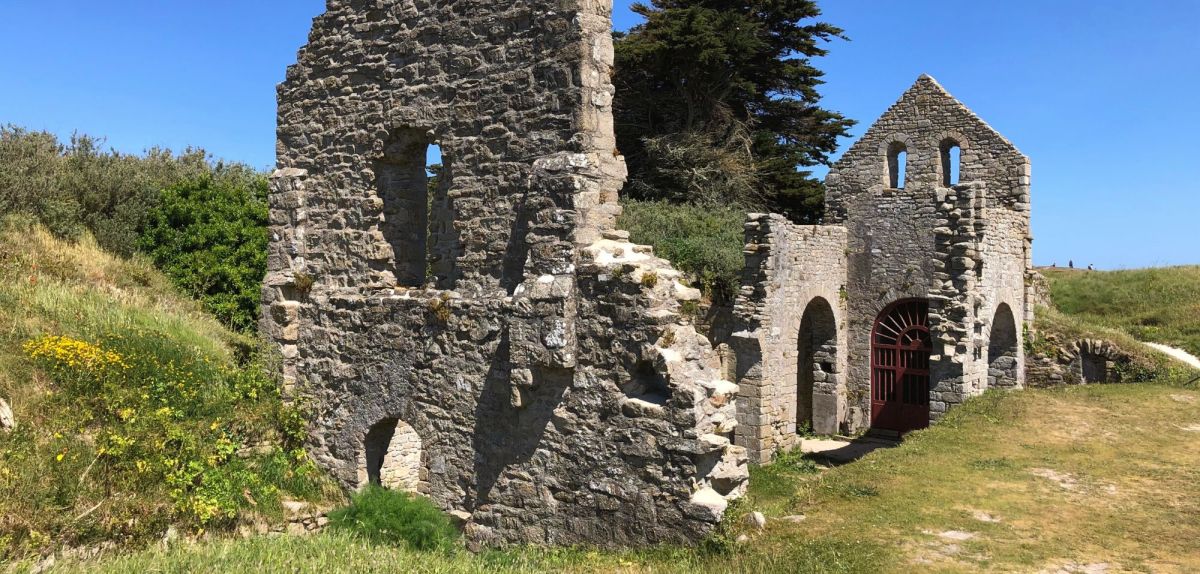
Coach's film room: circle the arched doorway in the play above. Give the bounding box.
[797,297,837,433]
[988,303,1020,388]
[360,418,426,493]
[871,299,932,433]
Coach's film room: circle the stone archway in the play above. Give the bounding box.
[988,303,1021,388]
[797,297,838,434]
[360,418,426,494]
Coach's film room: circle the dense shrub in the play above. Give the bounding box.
[0,126,209,256]
[328,487,460,552]
[618,199,746,303]
[138,169,270,332]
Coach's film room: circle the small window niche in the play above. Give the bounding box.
[375,130,453,288]
[887,142,908,189]
[940,139,962,187]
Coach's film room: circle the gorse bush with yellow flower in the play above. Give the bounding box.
[0,222,337,561]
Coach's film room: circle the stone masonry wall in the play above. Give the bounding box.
[263,0,746,548]
[731,214,847,462]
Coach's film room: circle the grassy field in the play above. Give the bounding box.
[1042,266,1200,357]
[41,382,1200,574]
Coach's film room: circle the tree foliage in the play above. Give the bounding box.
[0,126,270,332]
[138,169,270,333]
[0,126,210,255]
[614,0,854,222]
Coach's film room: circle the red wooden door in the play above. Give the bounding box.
[871,300,931,433]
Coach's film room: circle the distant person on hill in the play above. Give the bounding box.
[1069,260,1074,269]
[1088,264,1094,271]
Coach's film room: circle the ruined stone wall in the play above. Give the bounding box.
[731,214,848,462]
[264,0,746,548]
[824,75,1031,428]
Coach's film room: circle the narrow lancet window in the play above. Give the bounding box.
[887,142,908,189]
[940,139,962,187]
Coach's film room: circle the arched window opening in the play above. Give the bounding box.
[987,303,1021,388]
[887,142,908,189]
[361,418,426,493]
[376,131,454,289]
[797,297,838,434]
[940,139,962,187]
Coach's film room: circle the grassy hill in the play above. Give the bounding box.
[0,220,333,561]
[1041,266,1200,357]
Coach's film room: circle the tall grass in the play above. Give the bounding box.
[0,220,336,561]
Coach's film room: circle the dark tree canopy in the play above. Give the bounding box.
[614,0,854,222]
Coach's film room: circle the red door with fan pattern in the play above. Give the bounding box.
[871,299,932,433]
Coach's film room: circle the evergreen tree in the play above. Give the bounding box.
[614,0,854,222]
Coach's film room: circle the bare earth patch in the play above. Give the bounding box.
[1038,561,1112,574]
[1031,468,1082,492]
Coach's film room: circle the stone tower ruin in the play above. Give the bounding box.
[732,76,1033,462]
[263,0,747,547]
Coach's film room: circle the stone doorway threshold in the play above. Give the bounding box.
[799,434,899,465]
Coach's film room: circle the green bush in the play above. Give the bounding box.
[137,169,270,333]
[328,487,460,551]
[618,199,745,303]
[0,126,210,256]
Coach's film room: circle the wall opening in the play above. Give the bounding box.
[361,418,426,493]
[1081,353,1111,383]
[987,303,1020,388]
[887,142,908,189]
[871,299,931,433]
[797,297,837,433]
[376,130,453,288]
[940,139,962,187]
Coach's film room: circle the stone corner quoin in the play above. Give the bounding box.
[261,0,1035,547]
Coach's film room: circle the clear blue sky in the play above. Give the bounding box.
[1,1,1197,269]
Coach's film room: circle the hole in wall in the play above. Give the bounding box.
[624,360,670,406]
[361,418,426,493]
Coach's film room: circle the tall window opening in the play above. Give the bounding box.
[376,131,452,288]
[887,142,908,189]
[940,139,962,187]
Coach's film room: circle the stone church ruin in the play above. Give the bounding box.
[732,75,1033,462]
[264,0,1033,548]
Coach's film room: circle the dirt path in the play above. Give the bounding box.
[1144,342,1200,370]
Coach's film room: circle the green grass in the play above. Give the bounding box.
[327,487,459,551]
[1042,266,1200,356]
[51,383,1200,573]
[0,220,337,561]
